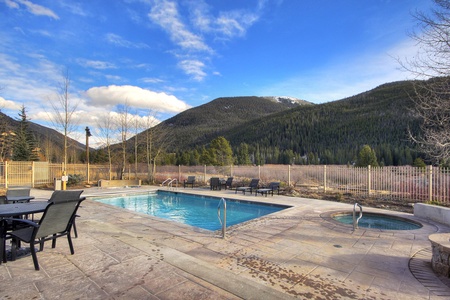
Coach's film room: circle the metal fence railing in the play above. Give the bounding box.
[0,162,448,204]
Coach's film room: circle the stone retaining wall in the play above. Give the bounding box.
[414,203,450,226]
[98,179,141,188]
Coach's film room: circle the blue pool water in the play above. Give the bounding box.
[94,191,289,231]
[333,213,422,230]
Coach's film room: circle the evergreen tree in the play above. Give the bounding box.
[356,145,379,167]
[209,136,233,166]
[200,146,212,165]
[236,142,251,165]
[12,105,38,161]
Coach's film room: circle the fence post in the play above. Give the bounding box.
[324,165,327,192]
[429,165,433,202]
[288,165,291,187]
[5,161,8,189]
[230,164,233,177]
[258,165,261,179]
[31,161,35,188]
[204,165,206,184]
[178,165,181,182]
[368,165,371,196]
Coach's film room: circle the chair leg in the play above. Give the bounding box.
[29,241,39,271]
[67,234,74,255]
[0,221,6,264]
[72,218,78,238]
[39,239,45,251]
[51,234,57,248]
[11,239,17,261]
[0,237,5,264]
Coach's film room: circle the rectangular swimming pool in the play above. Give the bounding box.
[93,191,290,231]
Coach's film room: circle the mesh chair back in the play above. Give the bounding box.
[7,188,31,198]
[49,190,83,203]
[249,179,260,188]
[37,198,84,238]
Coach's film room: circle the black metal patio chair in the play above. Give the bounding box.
[6,193,85,270]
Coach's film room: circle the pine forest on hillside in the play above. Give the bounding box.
[168,81,422,166]
[0,80,427,167]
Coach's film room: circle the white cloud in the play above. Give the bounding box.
[105,33,149,49]
[5,0,59,19]
[85,85,190,114]
[148,0,211,53]
[216,10,259,38]
[77,59,116,70]
[178,60,206,81]
[190,1,261,38]
[0,96,22,111]
[3,0,19,9]
[141,77,165,84]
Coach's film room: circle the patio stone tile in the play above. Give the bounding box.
[0,281,42,299]
[35,270,109,300]
[185,246,227,264]
[110,285,159,299]
[344,270,375,290]
[68,247,120,272]
[155,280,232,300]
[3,187,450,299]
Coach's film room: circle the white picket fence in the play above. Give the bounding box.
[0,162,448,204]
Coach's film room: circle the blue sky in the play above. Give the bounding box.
[0,0,431,146]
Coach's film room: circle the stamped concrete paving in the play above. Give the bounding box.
[0,186,449,299]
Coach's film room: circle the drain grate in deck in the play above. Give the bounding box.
[409,247,450,297]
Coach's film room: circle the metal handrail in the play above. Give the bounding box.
[217,198,227,239]
[353,203,363,230]
[161,178,171,186]
[168,178,178,189]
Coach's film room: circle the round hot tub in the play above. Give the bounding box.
[332,212,423,230]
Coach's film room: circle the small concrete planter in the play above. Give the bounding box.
[416,204,450,277]
[98,179,141,188]
[414,203,450,226]
[429,233,450,277]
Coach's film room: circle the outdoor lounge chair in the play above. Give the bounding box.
[184,176,196,188]
[210,177,221,190]
[255,182,280,197]
[222,177,233,190]
[6,193,85,270]
[235,179,260,195]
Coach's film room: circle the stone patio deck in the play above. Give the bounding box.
[0,186,449,299]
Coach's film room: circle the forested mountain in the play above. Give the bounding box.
[162,96,312,150]
[0,80,425,166]
[160,80,423,166]
[0,111,85,162]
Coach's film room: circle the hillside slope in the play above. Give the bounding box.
[157,80,423,165]
[222,81,420,164]
[162,96,312,150]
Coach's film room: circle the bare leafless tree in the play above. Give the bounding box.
[97,112,116,180]
[401,0,450,164]
[48,69,80,174]
[131,112,145,180]
[116,101,130,179]
[142,110,160,183]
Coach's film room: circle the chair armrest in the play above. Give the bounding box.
[8,218,40,228]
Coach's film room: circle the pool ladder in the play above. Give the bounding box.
[162,178,178,190]
[353,203,363,230]
[217,198,227,239]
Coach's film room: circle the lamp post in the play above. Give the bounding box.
[85,126,92,184]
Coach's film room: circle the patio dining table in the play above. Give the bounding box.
[0,201,48,218]
[0,201,48,264]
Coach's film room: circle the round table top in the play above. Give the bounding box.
[0,201,48,217]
